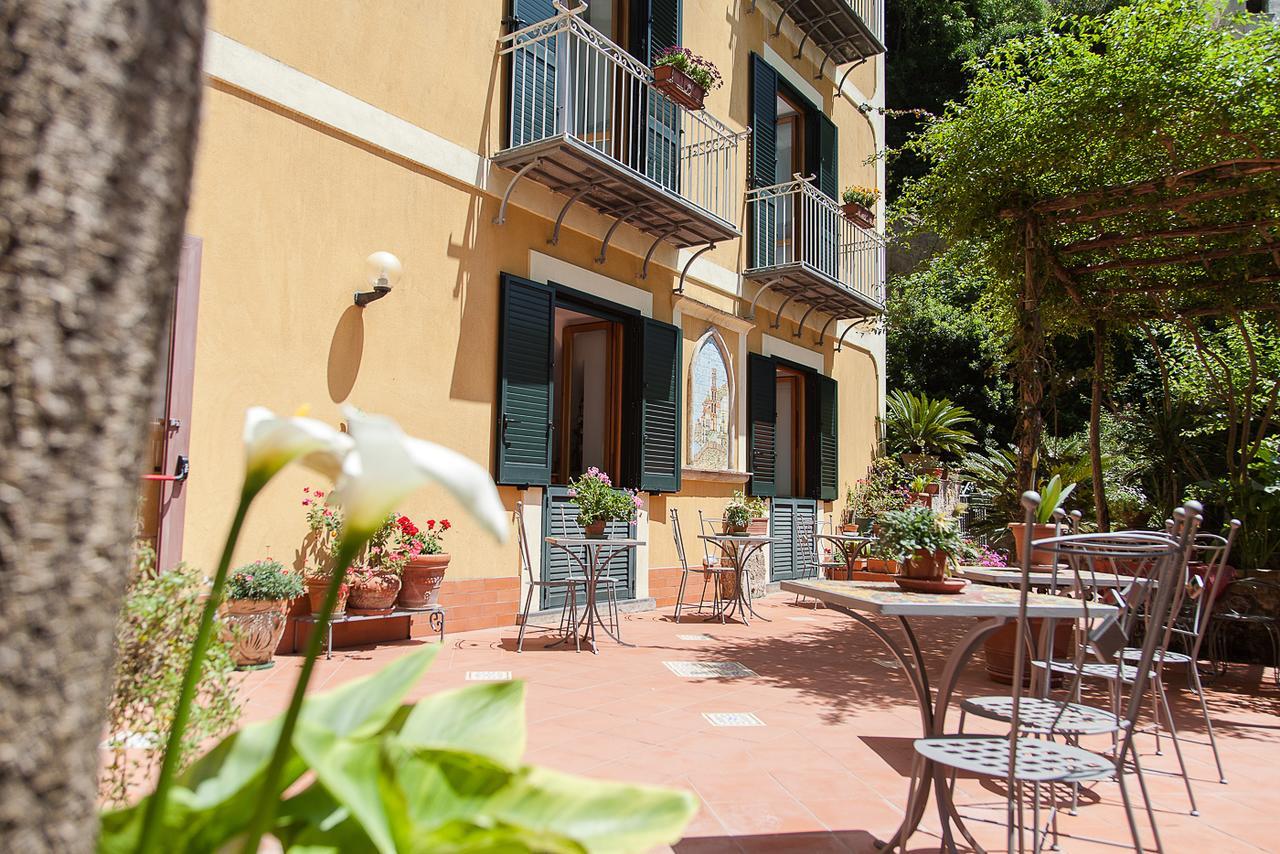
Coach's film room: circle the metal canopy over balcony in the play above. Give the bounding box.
[495,6,748,261]
[744,176,885,328]
[761,0,885,71]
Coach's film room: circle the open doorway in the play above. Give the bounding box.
[553,307,624,484]
[775,364,807,498]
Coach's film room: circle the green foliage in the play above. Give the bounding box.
[100,646,697,853]
[226,559,305,602]
[843,457,911,523]
[568,467,641,527]
[842,184,881,208]
[1034,474,1077,523]
[876,505,966,559]
[99,547,240,808]
[724,489,767,528]
[885,389,977,458]
[653,47,722,92]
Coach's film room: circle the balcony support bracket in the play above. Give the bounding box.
[815,313,838,346]
[773,0,802,38]
[493,158,542,226]
[837,57,869,92]
[675,242,717,295]
[746,278,781,320]
[639,227,677,280]
[816,46,838,80]
[770,291,800,329]
[794,303,819,337]
[834,318,876,352]
[596,205,642,265]
[548,184,592,245]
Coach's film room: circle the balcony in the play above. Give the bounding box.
[495,6,747,256]
[744,176,884,323]
[761,0,885,69]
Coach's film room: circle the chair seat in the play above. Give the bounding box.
[960,696,1125,735]
[1034,660,1155,684]
[915,735,1115,784]
[1120,647,1193,666]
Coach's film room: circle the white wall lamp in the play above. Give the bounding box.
[354,251,403,307]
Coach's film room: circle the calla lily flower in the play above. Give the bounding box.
[332,408,508,544]
[242,406,353,493]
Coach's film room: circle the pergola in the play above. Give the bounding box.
[1003,157,1280,526]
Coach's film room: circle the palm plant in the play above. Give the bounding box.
[885,390,977,460]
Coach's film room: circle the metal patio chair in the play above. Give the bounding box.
[1208,576,1280,688]
[670,508,735,623]
[514,501,586,653]
[912,493,1199,854]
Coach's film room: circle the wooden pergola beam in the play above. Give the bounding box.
[1073,242,1279,273]
[1058,219,1280,256]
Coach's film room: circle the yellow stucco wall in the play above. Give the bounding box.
[182,2,884,583]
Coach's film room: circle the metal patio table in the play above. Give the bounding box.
[699,533,775,624]
[959,565,1151,591]
[816,531,877,573]
[779,578,1117,852]
[544,536,643,654]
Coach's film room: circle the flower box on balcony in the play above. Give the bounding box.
[841,201,875,229]
[653,64,705,111]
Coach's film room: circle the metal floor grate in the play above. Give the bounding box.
[663,661,758,679]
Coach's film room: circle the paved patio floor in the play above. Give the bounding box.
[237,593,1280,852]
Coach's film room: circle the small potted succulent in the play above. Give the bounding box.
[569,467,641,538]
[723,489,767,535]
[652,46,722,111]
[841,185,880,228]
[220,559,305,668]
[397,515,452,610]
[1008,474,1075,567]
[909,473,937,506]
[876,505,966,593]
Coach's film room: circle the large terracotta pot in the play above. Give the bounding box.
[1008,522,1060,567]
[722,519,748,535]
[901,549,948,582]
[348,573,402,613]
[305,577,348,617]
[983,619,1074,685]
[398,554,450,609]
[221,599,289,668]
[859,557,901,575]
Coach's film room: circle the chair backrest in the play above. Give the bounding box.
[669,508,689,571]
[697,510,720,560]
[514,501,536,585]
[1175,521,1240,657]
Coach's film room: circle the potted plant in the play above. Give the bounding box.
[301,487,350,616]
[397,515,453,610]
[347,513,412,613]
[840,185,880,228]
[908,474,937,507]
[885,390,976,473]
[723,489,767,535]
[876,505,966,593]
[1008,474,1075,567]
[568,467,641,538]
[220,559,305,668]
[651,46,722,111]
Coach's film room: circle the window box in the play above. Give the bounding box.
[653,64,705,111]
[841,201,875,229]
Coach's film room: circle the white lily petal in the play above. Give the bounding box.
[331,408,507,543]
[243,407,351,490]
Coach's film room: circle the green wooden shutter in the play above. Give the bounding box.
[806,373,839,501]
[749,54,779,268]
[508,0,558,147]
[816,113,838,200]
[496,274,554,486]
[637,0,681,192]
[639,318,682,493]
[747,353,777,497]
[541,488,635,608]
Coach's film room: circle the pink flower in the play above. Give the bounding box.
[370,546,381,555]
[302,499,312,506]
[303,487,310,494]
[314,490,325,498]
[632,495,643,508]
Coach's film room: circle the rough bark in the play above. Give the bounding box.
[0,3,205,851]
[1014,219,1045,494]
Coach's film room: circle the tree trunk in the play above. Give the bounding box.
[1014,219,1045,494]
[0,3,205,851]
[1090,319,1110,531]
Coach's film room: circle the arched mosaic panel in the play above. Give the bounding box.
[689,331,733,470]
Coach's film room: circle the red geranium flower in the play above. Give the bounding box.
[441,519,451,530]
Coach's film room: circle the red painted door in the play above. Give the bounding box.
[138,236,201,570]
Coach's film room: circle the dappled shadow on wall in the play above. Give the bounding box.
[328,305,364,403]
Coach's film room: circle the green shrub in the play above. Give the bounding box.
[99,546,240,807]
[226,558,305,601]
[876,505,964,560]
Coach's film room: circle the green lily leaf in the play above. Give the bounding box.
[98,646,438,853]
[397,679,526,766]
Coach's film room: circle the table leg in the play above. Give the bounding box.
[589,545,634,648]
[741,542,771,622]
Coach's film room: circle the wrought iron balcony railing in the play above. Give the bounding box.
[744,176,884,319]
[495,4,747,252]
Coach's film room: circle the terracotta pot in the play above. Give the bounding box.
[923,483,940,495]
[398,554,450,610]
[983,619,1074,685]
[901,549,948,582]
[860,557,900,575]
[652,63,706,111]
[1008,522,1059,567]
[584,520,608,538]
[221,599,289,668]
[841,523,860,534]
[305,577,348,617]
[722,519,748,535]
[910,493,933,508]
[841,201,875,229]
[348,573,402,613]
